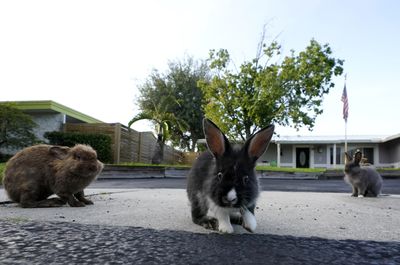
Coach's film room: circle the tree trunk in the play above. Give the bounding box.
[189,137,197,152]
[151,134,164,164]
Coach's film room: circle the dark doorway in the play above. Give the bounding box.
[296,148,310,168]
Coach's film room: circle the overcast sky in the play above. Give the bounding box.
[1,0,399,137]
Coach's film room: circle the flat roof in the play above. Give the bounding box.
[273,135,388,144]
[382,133,400,143]
[0,100,103,124]
[198,134,399,145]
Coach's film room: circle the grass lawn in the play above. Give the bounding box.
[1,162,398,185]
[118,163,326,173]
[0,163,6,184]
[255,165,325,173]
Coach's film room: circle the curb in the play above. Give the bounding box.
[97,165,400,180]
[98,166,187,179]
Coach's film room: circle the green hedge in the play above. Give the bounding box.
[0,153,12,163]
[0,163,5,184]
[44,131,112,163]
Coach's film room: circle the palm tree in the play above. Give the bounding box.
[128,95,187,164]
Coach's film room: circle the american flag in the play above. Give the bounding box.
[341,83,349,122]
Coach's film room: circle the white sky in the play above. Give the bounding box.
[1,0,399,137]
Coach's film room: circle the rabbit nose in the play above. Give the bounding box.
[223,188,238,205]
[89,165,97,171]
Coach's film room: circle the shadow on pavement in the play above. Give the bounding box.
[1,219,399,264]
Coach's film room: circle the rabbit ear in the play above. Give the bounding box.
[49,146,70,159]
[344,152,353,163]
[203,119,230,158]
[245,124,275,162]
[354,151,362,165]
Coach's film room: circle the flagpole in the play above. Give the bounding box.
[345,118,347,153]
[344,74,348,161]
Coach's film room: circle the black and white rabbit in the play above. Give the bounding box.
[344,151,383,197]
[187,119,274,233]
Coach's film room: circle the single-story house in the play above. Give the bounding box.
[197,132,400,169]
[259,134,400,169]
[0,100,103,143]
[3,100,400,168]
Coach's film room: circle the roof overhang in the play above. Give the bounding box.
[273,135,387,144]
[382,133,400,143]
[197,134,399,145]
[0,100,103,123]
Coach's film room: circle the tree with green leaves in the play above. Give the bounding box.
[129,93,187,164]
[166,57,210,151]
[199,34,344,141]
[0,104,38,155]
[130,56,210,162]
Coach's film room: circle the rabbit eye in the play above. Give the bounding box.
[217,172,223,181]
[243,176,249,184]
[74,154,82,160]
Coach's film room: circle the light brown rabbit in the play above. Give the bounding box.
[3,144,104,208]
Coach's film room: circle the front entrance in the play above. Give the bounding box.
[296,148,310,168]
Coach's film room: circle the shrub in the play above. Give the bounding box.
[0,153,12,163]
[44,131,112,163]
[0,163,6,184]
[0,104,38,151]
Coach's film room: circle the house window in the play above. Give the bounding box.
[348,147,374,165]
[362,148,374,164]
[330,147,341,164]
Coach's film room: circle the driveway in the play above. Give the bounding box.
[1,181,399,264]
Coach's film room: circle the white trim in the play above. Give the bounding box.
[280,163,294,168]
[326,145,330,168]
[310,148,315,168]
[382,133,400,143]
[292,145,296,168]
[374,146,379,166]
[272,134,394,144]
[333,144,337,168]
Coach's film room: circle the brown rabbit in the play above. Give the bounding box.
[3,144,104,208]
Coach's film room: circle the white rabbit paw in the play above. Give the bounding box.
[242,210,257,233]
[218,222,234,233]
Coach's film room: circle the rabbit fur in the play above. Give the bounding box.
[3,144,104,208]
[187,119,274,233]
[344,151,382,197]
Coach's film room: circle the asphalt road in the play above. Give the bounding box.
[89,178,400,195]
[2,178,400,264]
[1,220,399,265]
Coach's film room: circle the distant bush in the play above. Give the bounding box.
[0,153,12,163]
[0,163,6,184]
[44,131,112,163]
[0,104,38,152]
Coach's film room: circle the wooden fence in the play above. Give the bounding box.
[63,123,182,164]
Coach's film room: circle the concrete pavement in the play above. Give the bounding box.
[1,188,399,242]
